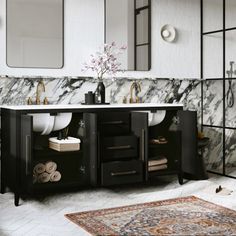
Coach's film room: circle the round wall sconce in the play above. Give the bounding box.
[161,24,177,43]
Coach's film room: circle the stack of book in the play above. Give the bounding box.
[148,156,168,172]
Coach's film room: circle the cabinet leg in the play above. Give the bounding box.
[0,182,5,194]
[14,193,20,207]
[178,174,183,185]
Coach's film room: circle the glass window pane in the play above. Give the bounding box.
[203,127,223,174]
[203,33,223,79]
[203,0,223,32]
[136,0,149,9]
[203,80,223,126]
[226,0,236,29]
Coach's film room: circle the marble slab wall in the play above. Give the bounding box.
[0,77,201,111]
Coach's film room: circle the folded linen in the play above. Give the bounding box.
[148,157,168,167]
[50,171,61,182]
[33,163,46,175]
[37,172,50,183]
[45,161,57,174]
[148,164,168,172]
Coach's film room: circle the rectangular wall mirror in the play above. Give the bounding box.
[105,0,151,71]
[6,0,64,68]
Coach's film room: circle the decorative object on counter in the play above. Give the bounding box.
[161,24,177,43]
[49,137,81,152]
[82,41,126,104]
[84,91,95,104]
[32,161,61,184]
[95,81,106,103]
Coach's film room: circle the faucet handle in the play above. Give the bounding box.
[43,97,49,105]
[27,97,33,105]
[36,97,40,105]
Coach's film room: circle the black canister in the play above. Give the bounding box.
[85,91,95,104]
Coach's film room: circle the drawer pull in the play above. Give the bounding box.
[107,145,132,150]
[111,170,137,176]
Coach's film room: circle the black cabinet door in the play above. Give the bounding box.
[83,113,98,186]
[177,111,198,175]
[20,115,33,190]
[131,112,148,181]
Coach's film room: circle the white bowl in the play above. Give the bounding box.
[41,115,55,135]
[29,113,51,134]
[148,110,166,126]
[52,113,72,131]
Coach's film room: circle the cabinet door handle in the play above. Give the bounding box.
[141,129,145,161]
[107,145,131,150]
[111,170,137,176]
[25,135,31,175]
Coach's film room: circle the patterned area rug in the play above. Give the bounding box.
[65,196,236,235]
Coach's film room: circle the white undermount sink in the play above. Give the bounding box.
[29,113,72,135]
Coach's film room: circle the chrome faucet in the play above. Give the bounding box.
[129,81,142,103]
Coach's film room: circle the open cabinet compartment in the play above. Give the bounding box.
[147,110,182,180]
[21,112,95,193]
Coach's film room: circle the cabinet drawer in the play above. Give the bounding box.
[101,160,143,186]
[98,112,130,135]
[101,135,138,160]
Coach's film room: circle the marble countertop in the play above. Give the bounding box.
[1,103,183,111]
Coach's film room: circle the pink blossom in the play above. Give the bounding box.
[82,42,126,80]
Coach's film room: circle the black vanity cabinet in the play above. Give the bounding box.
[0,104,184,206]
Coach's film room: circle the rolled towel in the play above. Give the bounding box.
[50,171,61,182]
[33,163,46,175]
[37,172,51,183]
[45,161,57,174]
